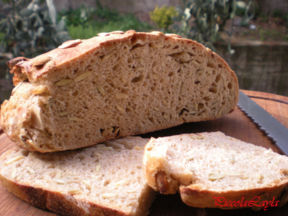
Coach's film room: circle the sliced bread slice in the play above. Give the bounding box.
[144,132,288,209]
[1,30,238,152]
[0,136,154,216]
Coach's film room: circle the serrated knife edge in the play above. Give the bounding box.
[238,91,288,155]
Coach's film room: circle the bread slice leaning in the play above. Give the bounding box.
[1,30,238,152]
[143,132,288,209]
[0,136,154,216]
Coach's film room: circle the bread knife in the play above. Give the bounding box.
[238,91,288,155]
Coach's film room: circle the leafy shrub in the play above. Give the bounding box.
[171,0,253,49]
[59,6,94,27]
[150,6,178,31]
[0,0,70,58]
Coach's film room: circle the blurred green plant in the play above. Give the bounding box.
[0,0,70,58]
[172,0,253,49]
[150,6,178,31]
[60,3,152,39]
[259,27,287,41]
[59,6,94,27]
[67,14,152,39]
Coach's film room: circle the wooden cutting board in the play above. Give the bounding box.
[0,90,288,216]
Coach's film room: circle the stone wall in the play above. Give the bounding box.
[257,0,288,15]
[216,41,288,96]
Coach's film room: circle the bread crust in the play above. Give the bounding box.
[1,30,239,152]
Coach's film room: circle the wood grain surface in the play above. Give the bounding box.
[0,90,288,216]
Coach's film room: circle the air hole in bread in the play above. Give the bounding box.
[228,82,232,89]
[112,126,120,137]
[188,52,195,57]
[35,64,45,70]
[209,87,217,93]
[131,75,143,83]
[148,117,154,123]
[198,103,204,110]
[104,180,110,186]
[100,128,104,135]
[21,150,29,157]
[179,108,189,116]
[168,72,174,77]
[72,90,79,96]
[130,43,145,51]
[112,64,119,71]
[281,169,288,177]
[48,164,55,169]
[203,96,210,101]
[168,52,184,58]
[194,80,200,85]
[215,74,221,83]
[207,61,216,68]
[78,155,85,161]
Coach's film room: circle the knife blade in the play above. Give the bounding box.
[238,91,288,155]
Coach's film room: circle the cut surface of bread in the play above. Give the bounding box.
[144,132,288,209]
[0,30,238,152]
[0,136,154,216]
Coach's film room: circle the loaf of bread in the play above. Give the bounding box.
[1,30,238,152]
[0,136,154,216]
[144,132,288,209]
